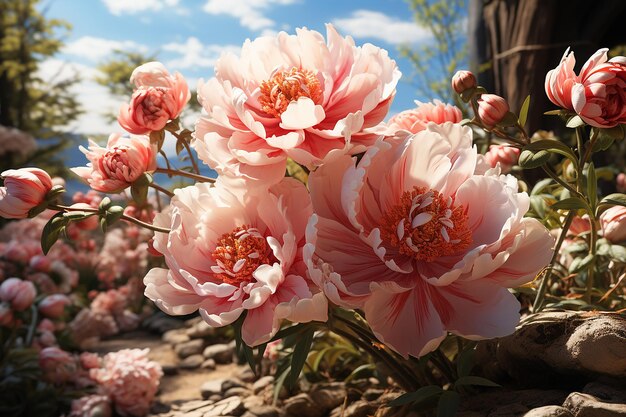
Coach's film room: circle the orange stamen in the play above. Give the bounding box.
[259,67,323,117]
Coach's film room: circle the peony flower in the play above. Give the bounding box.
[194,24,400,186]
[39,347,78,384]
[71,133,157,193]
[600,205,626,243]
[0,168,53,219]
[451,70,477,95]
[118,62,190,134]
[305,123,554,358]
[70,395,112,417]
[90,349,162,417]
[477,94,509,127]
[39,294,71,319]
[0,277,36,311]
[546,48,626,128]
[484,144,520,174]
[387,100,463,134]
[144,178,328,346]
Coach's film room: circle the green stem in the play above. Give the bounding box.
[149,183,174,198]
[155,167,215,183]
[541,165,581,198]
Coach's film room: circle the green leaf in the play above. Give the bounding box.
[524,140,579,167]
[592,134,615,152]
[455,346,476,378]
[272,368,290,406]
[544,109,567,116]
[130,173,153,205]
[609,245,626,263]
[387,385,443,407]
[519,149,551,169]
[595,238,610,256]
[518,95,531,127]
[604,124,625,140]
[551,197,590,212]
[499,111,518,127]
[175,139,185,155]
[569,254,595,273]
[587,163,597,210]
[437,391,460,417]
[598,193,626,210]
[41,212,66,255]
[287,327,315,388]
[455,376,501,388]
[531,179,553,196]
[566,115,585,128]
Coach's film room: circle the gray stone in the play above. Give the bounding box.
[242,405,279,417]
[224,387,250,398]
[175,339,205,358]
[204,397,245,417]
[243,396,264,410]
[201,379,227,399]
[180,354,204,369]
[222,378,246,392]
[204,343,235,363]
[523,406,574,417]
[342,401,375,417]
[252,376,274,394]
[202,358,217,370]
[237,367,256,382]
[209,394,224,402]
[179,400,215,412]
[188,320,216,338]
[161,363,179,375]
[163,328,190,345]
[309,383,347,411]
[283,393,322,417]
[562,392,626,417]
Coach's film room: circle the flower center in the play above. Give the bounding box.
[259,67,323,117]
[380,187,472,262]
[211,225,272,286]
[103,147,135,180]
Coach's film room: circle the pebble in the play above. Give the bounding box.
[202,358,217,370]
[180,354,204,369]
[187,320,215,339]
[201,379,226,399]
[163,329,190,345]
[175,339,205,358]
[341,400,375,417]
[204,397,245,417]
[252,376,274,395]
[283,393,322,417]
[242,405,279,417]
[224,387,250,398]
[203,343,235,364]
[222,378,246,391]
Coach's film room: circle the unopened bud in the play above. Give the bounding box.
[477,94,510,128]
[451,70,477,94]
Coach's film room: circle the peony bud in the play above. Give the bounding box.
[29,255,51,273]
[477,94,510,128]
[39,347,77,384]
[0,277,37,311]
[0,168,53,219]
[484,145,520,174]
[617,173,626,193]
[69,203,99,231]
[451,70,477,94]
[39,294,71,319]
[600,206,626,243]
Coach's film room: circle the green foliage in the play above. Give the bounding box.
[400,0,467,104]
[96,50,159,98]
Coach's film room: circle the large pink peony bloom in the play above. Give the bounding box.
[143,178,327,346]
[387,100,463,134]
[305,123,554,358]
[0,168,53,219]
[194,24,400,186]
[118,62,190,134]
[90,349,161,417]
[546,48,626,128]
[71,133,157,193]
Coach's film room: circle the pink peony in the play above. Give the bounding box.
[194,24,400,186]
[600,205,626,243]
[484,144,520,174]
[118,61,190,134]
[39,347,78,384]
[0,277,36,311]
[70,395,112,417]
[71,133,157,193]
[39,294,71,318]
[90,348,162,417]
[387,100,463,134]
[0,168,53,219]
[144,178,327,346]
[477,94,509,128]
[451,70,477,95]
[546,48,626,128]
[305,123,554,358]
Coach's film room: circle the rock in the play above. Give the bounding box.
[461,389,569,415]
[204,397,245,417]
[582,381,626,403]
[163,328,190,345]
[252,376,274,394]
[242,405,279,417]
[209,394,223,402]
[144,313,185,332]
[243,396,264,410]
[523,406,574,417]
[342,401,375,417]
[187,320,215,338]
[224,387,250,398]
[283,393,322,417]
[562,392,626,417]
[185,316,203,327]
[204,343,235,364]
[175,339,205,358]
[201,379,226,399]
[222,378,245,391]
[202,358,217,370]
[363,388,385,401]
[309,383,347,411]
[475,312,626,386]
[161,363,179,375]
[237,367,256,382]
[179,400,215,413]
[180,354,204,369]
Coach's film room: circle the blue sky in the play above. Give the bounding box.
[41,0,442,135]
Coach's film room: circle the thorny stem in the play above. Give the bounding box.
[155,167,215,183]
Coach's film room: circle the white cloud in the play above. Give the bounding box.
[63,36,148,62]
[101,0,182,15]
[333,10,430,45]
[202,0,297,31]
[163,37,239,70]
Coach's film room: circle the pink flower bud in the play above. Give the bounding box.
[477,94,510,127]
[451,70,477,94]
[71,133,157,193]
[0,168,53,219]
[39,294,71,319]
[29,255,51,273]
[69,203,99,231]
[38,318,56,332]
[617,173,626,193]
[39,347,77,384]
[80,352,101,369]
[600,206,626,243]
[484,145,520,174]
[0,302,13,326]
[0,277,37,311]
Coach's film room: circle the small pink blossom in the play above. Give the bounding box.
[90,348,162,417]
[0,277,36,311]
[39,294,71,319]
[144,178,328,346]
[452,70,477,94]
[616,173,626,193]
[70,395,112,417]
[80,352,101,369]
[601,205,626,243]
[39,347,78,384]
[0,168,53,219]
[387,100,463,134]
[484,145,520,174]
[477,94,509,128]
[118,62,190,134]
[71,133,157,193]
[29,254,51,272]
